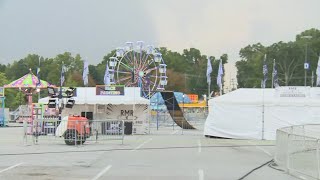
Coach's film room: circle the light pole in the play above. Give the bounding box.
[302,36,312,86]
[182,93,185,130]
[182,94,185,113]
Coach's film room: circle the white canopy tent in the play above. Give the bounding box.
[204,87,320,140]
[39,87,150,134]
[39,87,149,105]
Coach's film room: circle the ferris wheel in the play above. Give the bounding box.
[107,41,168,98]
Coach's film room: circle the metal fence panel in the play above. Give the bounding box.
[289,134,318,178]
[23,119,125,146]
[275,124,320,180]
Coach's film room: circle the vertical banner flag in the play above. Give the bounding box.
[83,60,89,86]
[262,54,268,88]
[60,65,65,86]
[217,59,224,89]
[206,57,212,84]
[272,59,279,88]
[316,56,320,86]
[36,67,41,86]
[104,64,111,85]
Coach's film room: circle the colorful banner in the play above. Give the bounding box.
[275,86,310,98]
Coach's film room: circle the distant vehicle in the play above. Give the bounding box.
[55,116,90,145]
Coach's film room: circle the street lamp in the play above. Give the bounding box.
[302,35,312,86]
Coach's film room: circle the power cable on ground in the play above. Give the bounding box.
[237,159,273,180]
[0,144,274,156]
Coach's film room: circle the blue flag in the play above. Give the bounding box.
[36,67,41,86]
[83,60,89,86]
[206,57,212,84]
[60,65,65,86]
[262,54,268,88]
[217,59,224,90]
[272,59,279,88]
[104,64,110,85]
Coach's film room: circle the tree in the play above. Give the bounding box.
[236,43,267,88]
[0,72,8,86]
[0,46,229,108]
[236,29,320,88]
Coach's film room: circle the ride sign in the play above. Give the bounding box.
[275,86,310,98]
[96,85,125,96]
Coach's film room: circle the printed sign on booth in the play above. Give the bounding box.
[96,85,125,96]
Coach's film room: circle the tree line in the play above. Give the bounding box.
[0,48,227,110]
[3,28,316,110]
[236,28,320,88]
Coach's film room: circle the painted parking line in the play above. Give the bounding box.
[171,130,179,134]
[198,169,204,180]
[198,140,202,153]
[91,165,112,180]
[131,138,153,151]
[0,163,23,174]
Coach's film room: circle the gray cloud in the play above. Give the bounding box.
[0,0,156,64]
[0,0,319,71]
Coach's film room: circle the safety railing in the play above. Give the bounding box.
[10,107,20,122]
[275,124,320,180]
[23,119,125,146]
[150,111,206,128]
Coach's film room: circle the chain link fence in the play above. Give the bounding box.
[149,110,207,135]
[275,124,320,179]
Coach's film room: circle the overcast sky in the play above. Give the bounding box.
[0,0,319,86]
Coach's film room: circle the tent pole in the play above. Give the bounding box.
[271,60,274,88]
[85,86,87,119]
[262,88,265,140]
[38,58,41,101]
[156,93,159,130]
[208,81,211,99]
[148,85,151,135]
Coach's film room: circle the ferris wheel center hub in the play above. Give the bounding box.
[138,71,144,77]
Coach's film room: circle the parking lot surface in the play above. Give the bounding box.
[0,126,299,180]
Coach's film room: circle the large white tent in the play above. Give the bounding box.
[204,87,320,140]
[39,87,149,105]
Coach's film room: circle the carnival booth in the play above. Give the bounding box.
[39,86,150,134]
[204,87,320,140]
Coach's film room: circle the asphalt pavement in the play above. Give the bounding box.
[0,126,300,180]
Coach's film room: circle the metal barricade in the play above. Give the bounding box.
[23,119,125,146]
[275,124,320,180]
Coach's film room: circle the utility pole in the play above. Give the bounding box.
[305,44,308,86]
[302,36,312,86]
[38,57,41,101]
